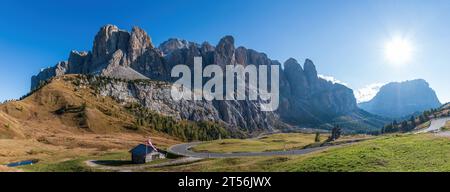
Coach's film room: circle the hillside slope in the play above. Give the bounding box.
[0,80,179,164]
[146,134,450,172]
[1,75,183,146]
[0,111,24,139]
[0,75,242,164]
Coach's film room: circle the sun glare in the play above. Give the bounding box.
[384,36,414,65]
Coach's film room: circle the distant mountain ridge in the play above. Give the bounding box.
[359,79,441,118]
[30,24,387,133]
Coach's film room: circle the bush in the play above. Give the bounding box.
[314,132,320,142]
[124,124,139,131]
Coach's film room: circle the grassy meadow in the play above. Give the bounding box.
[4,132,450,172]
[149,133,450,172]
[192,133,370,153]
[192,133,323,153]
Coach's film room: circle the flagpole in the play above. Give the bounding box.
[145,137,148,163]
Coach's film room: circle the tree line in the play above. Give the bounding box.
[125,102,236,141]
[381,108,450,134]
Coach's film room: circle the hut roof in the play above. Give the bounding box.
[129,144,158,156]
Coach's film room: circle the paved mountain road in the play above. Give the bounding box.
[86,138,368,171]
[416,117,450,134]
[167,139,367,158]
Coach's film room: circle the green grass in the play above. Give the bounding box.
[20,150,175,172]
[270,134,450,172]
[21,159,94,172]
[149,134,450,172]
[147,157,285,172]
[21,133,450,172]
[192,133,322,153]
[21,151,130,172]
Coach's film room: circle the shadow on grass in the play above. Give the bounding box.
[93,160,132,166]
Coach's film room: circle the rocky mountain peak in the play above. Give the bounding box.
[303,59,318,84]
[217,35,235,49]
[381,79,429,91]
[359,79,442,118]
[200,42,215,52]
[283,58,308,99]
[284,58,302,70]
[30,24,380,133]
[303,59,317,75]
[93,25,130,57]
[214,35,236,65]
[67,50,89,74]
[159,38,196,56]
[128,26,154,61]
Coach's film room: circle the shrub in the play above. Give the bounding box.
[314,132,320,142]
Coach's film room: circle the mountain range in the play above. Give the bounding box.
[359,79,441,118]
[30,24,387,134]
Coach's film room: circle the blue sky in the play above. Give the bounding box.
[0,0,449,103]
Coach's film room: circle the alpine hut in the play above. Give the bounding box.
[129,142,165,164]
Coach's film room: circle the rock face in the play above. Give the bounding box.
[31,24,164,88]
[31,24,373,133]
[31,61,68,89]
[279,58,357,125]
[359,79,442,118]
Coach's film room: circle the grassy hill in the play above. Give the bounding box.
[270,134,450,172]
[192,133,322,153]
[1,74,231,166]
[145,133,450,172]
[192,133,370,153]
[0,110,24,139]
[18,132,450,172]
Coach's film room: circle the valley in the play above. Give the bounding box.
[0,24,448,173]
[1,113,449,172]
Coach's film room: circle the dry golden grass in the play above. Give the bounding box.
[148,134,450,172]
[192,133,371,153]
[192,133,318,153]
[0,111,24,139]
[0,75,180,168]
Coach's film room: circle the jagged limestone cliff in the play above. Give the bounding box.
[31,25,384,133]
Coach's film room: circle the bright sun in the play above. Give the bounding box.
[384,36,414,65]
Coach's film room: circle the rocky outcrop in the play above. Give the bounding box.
[31,24,166,90]
[214,36,236,66]
[31,61,68,89]
[159,38,195,56]
[128,26,154,63]
[31,24,375,133]
[279,58,357,125]
[359,79,442,118]
[74,76,279,133]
